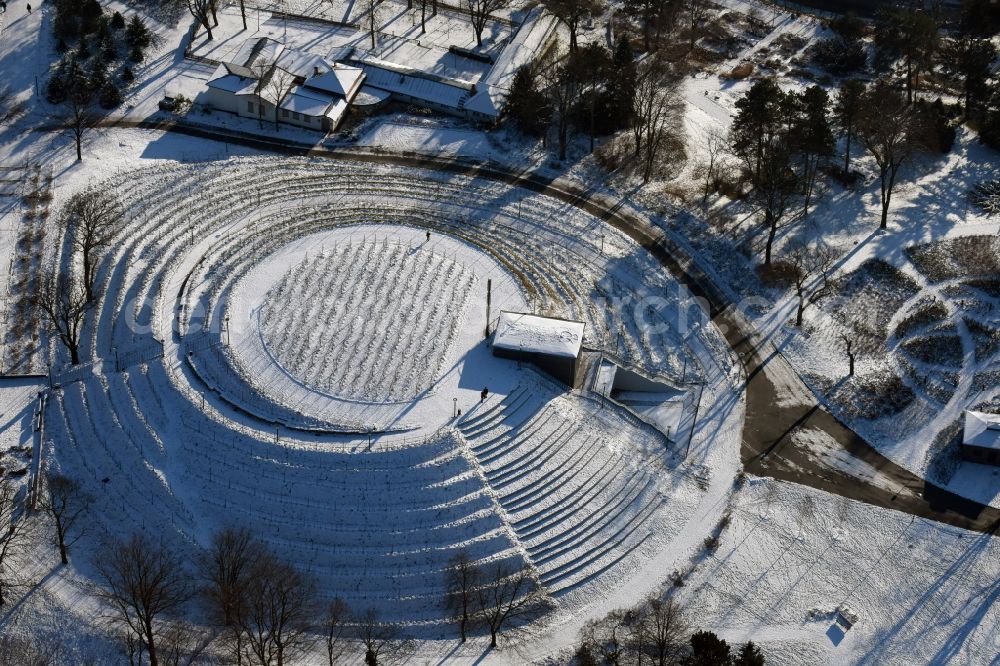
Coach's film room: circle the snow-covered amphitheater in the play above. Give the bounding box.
[43,157,736,634]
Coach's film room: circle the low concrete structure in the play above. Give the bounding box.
[961,411,1000,466]
[491,312,585,386]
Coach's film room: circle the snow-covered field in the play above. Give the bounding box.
[0,0,997,660]
[680,477,1000,666]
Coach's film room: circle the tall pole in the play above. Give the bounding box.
[485,278,492,338]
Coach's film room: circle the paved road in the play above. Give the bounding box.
[73,117,1000,534]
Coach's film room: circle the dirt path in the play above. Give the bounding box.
[75,118,1000,533]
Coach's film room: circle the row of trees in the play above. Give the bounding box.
[812,4,998,143]
[34,189,125,366]
[575,595,765,665]
[728,75,952,270]
[1,475,548,665]
[508,36,683,181]
[95,531,547,665]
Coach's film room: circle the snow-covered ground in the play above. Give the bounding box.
[679,477,1000,666]
[0,0,997,661]
[0,142,737,659]
[657,2,1000,508]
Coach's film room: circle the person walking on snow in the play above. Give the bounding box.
[26,2,31,12]
[481,387,489,402]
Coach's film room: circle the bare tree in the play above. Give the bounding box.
[787,241,837,327]
[0,634,64,666]
[35,270,89,366]
[639,596,687,666]
[702,126,727,203]
[541,0,602,53]
[468,0,509,47]
[354,608,414,666]
[200,527,264,664]
[857,82,917,229]
[186,0,215,41]
[252,62,294,131]
[239,552,316,666]
[93,533,194,666]
[37,473,90,565]
[323,598,350,666]
[119,629,144,666]
[58,189,125,303]
[841,333,856,377]
[476,560,549,648]
[0,481,34,607]
[444,550,480,642]
[579,609,628,665]
[61,72,97,162]
[542,58,580,162]
[363,0,383,51]
[631,55,683,183]
[686,0,710,50]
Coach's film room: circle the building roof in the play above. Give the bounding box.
[493,312,585,359]
[207,63,258,95]
[963,411,1000,451]
[235,37,285,69]
[464,8,558,118]
[305,65,365,98]
[277,49,332,80]
[279,85,336,117]
[356,61,470,110]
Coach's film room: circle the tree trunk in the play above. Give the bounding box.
[796,295,804,326]
[145,620,159,666]
[421,1,426,33]
[83,254,94,302]
[879,167,895,229]
[905,57,913,104]
[58,522,68,564]
[240,0,247,30]
[211,6,219,27]
[490,630,498,648]
[843,128,851,174]
[69,344,80,365]
[205,23,214,41]
[75,131,82,161]
[764,211,777,264]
